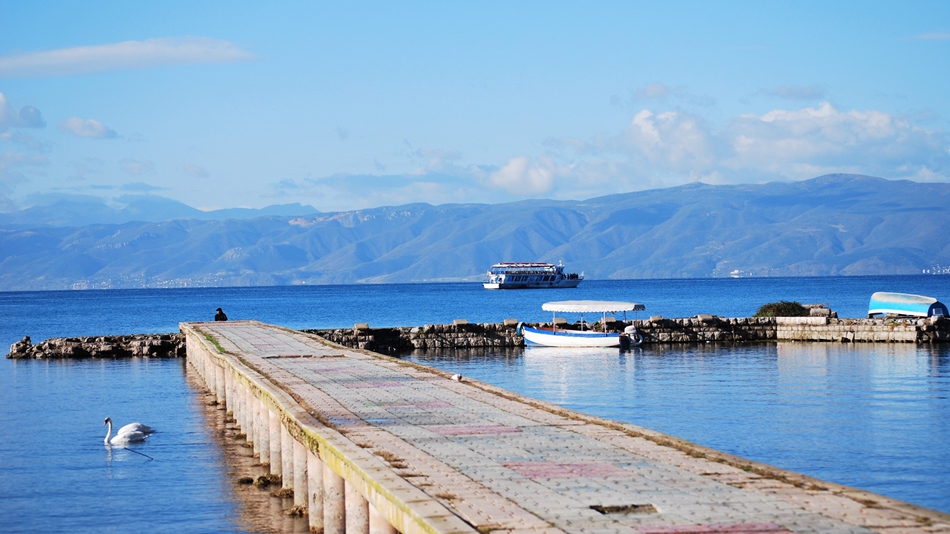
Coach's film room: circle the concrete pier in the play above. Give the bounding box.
[183,320,949,533]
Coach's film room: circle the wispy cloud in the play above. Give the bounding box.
[183,163,209,178]
[0,37,256,79]
[633,83,675,100]
[59,117,118,139]
[67,157,105,181]
[0,152,47,190]
[121,159,155,175]
[914,32,950,40]
[121,182,163,192]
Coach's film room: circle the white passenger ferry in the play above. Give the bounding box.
[483,261,583,289]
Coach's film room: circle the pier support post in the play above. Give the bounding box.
[323,461,345,534]
[369,503,396,534]
[251,395,260,455]
[258,399,269,464]
[215,364,226,407]
[269,409,282,476]
[224,370,233,415]
[345,480,369,534]
[247,388,257,447]
[281,425,294,490]
[294,440,308,509]
[234,388,249,436]
[308,451,325,533]
[205,358,216,398]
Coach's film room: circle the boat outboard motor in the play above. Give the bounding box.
[623,324,643,346]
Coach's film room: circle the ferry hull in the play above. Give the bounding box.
[483,279,583,290]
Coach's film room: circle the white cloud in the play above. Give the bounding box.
[487,156,563,194]
[530,101,948,194]
[0,37,256,79]
[59,117,117,139]
[0,92,45,132]
[724,102,944,178]
[626,110,716,173]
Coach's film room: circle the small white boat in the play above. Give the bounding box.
[519,300,645,348]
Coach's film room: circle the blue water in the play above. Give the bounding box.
[1,275,949,530]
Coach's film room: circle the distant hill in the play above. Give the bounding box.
[1,174,948,290]
[0,195,318,227]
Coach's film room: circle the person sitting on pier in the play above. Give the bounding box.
[215,308,228,321]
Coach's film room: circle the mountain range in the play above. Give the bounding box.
[1,174,948,291]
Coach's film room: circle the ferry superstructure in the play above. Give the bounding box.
[483,261,583,289]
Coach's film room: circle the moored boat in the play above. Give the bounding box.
[483,261,583,289]
[519,300,645,347]
[867,292,948,318]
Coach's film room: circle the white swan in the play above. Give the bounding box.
[103,417,155,444]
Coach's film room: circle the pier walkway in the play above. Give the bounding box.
[183,321,948,534]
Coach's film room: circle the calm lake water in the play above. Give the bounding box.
[1,276,948,531]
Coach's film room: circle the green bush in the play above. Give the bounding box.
[754,301,809,317]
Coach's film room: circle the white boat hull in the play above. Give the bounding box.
[482,279,582,290]
[520,325,621,347]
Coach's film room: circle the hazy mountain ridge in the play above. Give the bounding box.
[0,195,318,227]
[1,174,948,290]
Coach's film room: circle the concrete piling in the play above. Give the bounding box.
[308,451,325,532]
[345,479,369,534]
[369,503,396,534]
[281,424,294,490]
[293,440,308,508]
[323,462,346,534]
[258,399,269,465]
[269,409,281,475]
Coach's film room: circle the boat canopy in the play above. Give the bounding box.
[542,300,645,314]
[868,292,948,318]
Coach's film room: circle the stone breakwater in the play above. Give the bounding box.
[7,333,185,359]
[8,316,949,359]
[640,315,950,344]
[302,321,522,354]
[308,315,950,353]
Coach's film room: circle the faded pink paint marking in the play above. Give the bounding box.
[386,402,453,411]
[639,524,790,534]
[346,381,404,389]
[429,425,522,436]
[503,461,632,478]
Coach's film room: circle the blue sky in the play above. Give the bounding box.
[1,1,948,212]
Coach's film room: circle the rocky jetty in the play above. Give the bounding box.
[7,333,185,359]
[9,315,948,359]
[304,322,522,354]
[308,316,950,353]
[638,315,949,344]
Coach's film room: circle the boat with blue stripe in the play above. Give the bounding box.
[519,300,645,348]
